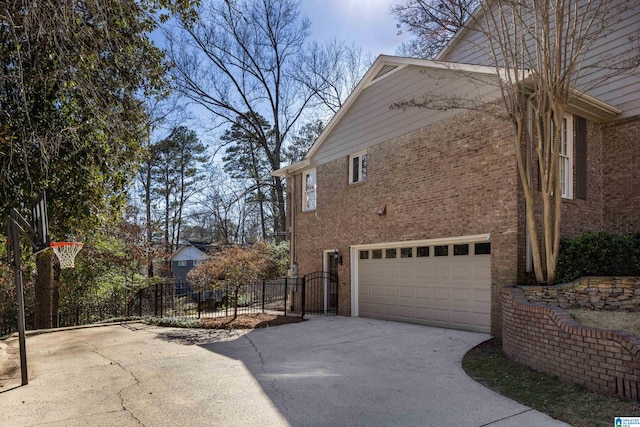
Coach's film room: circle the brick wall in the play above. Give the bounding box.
[503,287,640,401]
[522,277,640,310]
[292,108,521,335]
[603,117,640,234]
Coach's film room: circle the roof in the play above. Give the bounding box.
[170,243,208,262]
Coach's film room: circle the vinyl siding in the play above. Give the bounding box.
[439,1,640,119]
[312,65,502,166]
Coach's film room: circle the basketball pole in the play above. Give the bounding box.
[7,208,37,386]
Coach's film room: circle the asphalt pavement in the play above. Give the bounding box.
[0,317,570,426]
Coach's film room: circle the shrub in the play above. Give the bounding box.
[556,231,640,283]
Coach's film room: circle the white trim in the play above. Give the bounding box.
[301,168,317,212]
[348,150,368,184]
[351,234,491,251]
[349,233,491,317]
[350,246,359,317]
[271,159,310,177]
[558,114,574,200]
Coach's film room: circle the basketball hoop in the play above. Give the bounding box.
[50,242,84,269]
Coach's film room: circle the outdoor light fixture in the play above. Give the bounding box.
[333,249,343,266]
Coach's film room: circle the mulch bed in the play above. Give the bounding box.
[201,313,305,329]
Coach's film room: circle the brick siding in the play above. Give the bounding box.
[503,287,640,401]
[291,108,520,335]
[288,103,638,338]
[603,116,640,234]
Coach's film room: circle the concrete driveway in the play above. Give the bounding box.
[0,317,569,426]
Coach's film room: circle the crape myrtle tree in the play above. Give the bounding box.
[479,0,640,285]
[395,0,639,284]
[0,0,192,328]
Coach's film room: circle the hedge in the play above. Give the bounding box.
[556,231,640,283]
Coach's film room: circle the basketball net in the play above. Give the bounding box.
[50,242,84,269]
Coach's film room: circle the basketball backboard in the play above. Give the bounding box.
[31,193,50,253]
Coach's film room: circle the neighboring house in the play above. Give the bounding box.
[273,3,640,336]
[169,242,211,294]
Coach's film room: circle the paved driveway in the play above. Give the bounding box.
[0,317,569,426]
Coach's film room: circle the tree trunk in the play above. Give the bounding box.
[273,176,286,242]
[145,156,154,278]
[51,262,61,328]
[34,251,53,329]
[233,287,239,320]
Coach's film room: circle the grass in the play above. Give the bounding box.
[463,339,640,427]
[566,309,640,336]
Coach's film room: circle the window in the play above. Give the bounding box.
[372,249,383,259]
[349,151,367,184]
[454,244,469,256]
[417,246,430,257]
[554,115,573,199]
[401,247,413,258]
[177,260,187,267]
[359,250,369,260]
[434,245,449,257]
[475,242,491,255]
[302,169,317,211]
[385,248,397,259]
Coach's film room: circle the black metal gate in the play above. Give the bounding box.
[302,271,338,315]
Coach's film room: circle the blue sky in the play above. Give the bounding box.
[299,0,407,56]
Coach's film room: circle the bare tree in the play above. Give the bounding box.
[165,0,316,242]
[296,40,373,116]
[391,0,477,58]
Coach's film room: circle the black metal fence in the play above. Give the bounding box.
[129,278,302,319]
[1,272,338,336]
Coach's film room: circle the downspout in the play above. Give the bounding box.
[289,172,297,278]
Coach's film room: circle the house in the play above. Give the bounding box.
[273,2,640,337]
[169,242,211,294]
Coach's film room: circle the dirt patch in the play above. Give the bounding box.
[201,313,305,330]
[567,309,640,336]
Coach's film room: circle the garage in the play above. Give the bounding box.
[354,236,491,333]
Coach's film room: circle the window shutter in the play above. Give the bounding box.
[575,117,587,200]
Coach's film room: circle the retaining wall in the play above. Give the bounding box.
[521,277,640,310]
[502,286,640,401]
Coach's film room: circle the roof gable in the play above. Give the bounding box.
[170,244,208,261]
[274,56,503,175]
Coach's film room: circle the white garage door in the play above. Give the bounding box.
[357,240,491,333]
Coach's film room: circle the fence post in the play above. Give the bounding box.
[335,274,339,316]
[262,280,266,313]
[283,278,288,316]
[225,284,229,317]
[301,276,306,318]
[197,288,201,319]
[138,289,142,317]
[160,282,164,318]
